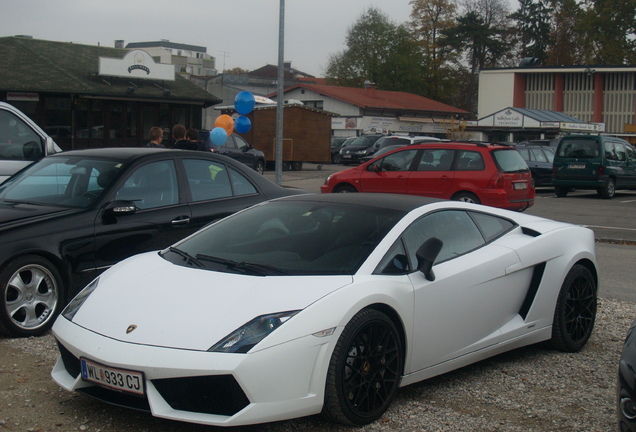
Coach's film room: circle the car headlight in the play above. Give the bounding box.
[324,174,333,185]
[62,277,100,321]
[209,311,299,353]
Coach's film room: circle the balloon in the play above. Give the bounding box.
[214,114,234,136]
[234,91,256,115]
[210,127,228,146]
[234,115,251,134]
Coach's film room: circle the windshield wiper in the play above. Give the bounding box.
[196,254,287,276]
[166,247,204,268]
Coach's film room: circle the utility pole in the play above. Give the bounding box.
[275,0,285,185]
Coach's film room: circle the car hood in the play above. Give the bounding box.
[70,252,354,351]
[0,201,80,228]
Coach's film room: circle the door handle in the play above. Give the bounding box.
[171,216,191,225]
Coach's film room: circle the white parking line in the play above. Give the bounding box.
[621,199,636,203]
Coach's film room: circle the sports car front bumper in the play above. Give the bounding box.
[51,317,336,426]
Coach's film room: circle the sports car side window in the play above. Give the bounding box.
[374,239,410,275]
[467,211,516,242]
[402,210,485,265]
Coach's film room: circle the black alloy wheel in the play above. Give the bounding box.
[550,264,597,352]
[323,309,403,425]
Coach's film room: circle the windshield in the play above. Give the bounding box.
[492,149,530,173]
[349,135,381,148]
[168,200,405,276]
[0,156,124,208]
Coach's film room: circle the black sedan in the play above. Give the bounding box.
[0,148,302,337]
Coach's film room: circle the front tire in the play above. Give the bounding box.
[334,184,357,193]
[549,264,597,352]
[254,159,265,175]
[0,255,64,337]
[323,309,403,425]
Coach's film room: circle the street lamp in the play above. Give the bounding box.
[275,0,285,184]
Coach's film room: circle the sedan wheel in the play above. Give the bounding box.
[549,264,597,352]
[0,255,63,337]
[323,309,403,425]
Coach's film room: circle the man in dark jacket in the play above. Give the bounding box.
[172,125,207,151]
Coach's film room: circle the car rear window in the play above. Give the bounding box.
[491,149,529,173]
[557,139,600,158]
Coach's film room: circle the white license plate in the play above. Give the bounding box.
[513,182,527,190]
[342,155,351,159]
[81,358,144,395]
[568,164,585,169]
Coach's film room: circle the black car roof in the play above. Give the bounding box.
[279,193,442,212]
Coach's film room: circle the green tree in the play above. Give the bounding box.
[511,0,554,63]
[577,0,636,64]
[546,0,585,65]
[325,8,425,93]
[408,0,459,101]
[441,11,510,113]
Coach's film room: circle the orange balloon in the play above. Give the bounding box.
[214,115,234,136]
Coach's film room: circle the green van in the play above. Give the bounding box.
[552,135,636,198]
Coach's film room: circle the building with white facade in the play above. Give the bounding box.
[122,40,217,79]
[478,66,636,142]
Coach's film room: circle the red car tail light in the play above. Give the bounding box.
[488,171,503,189]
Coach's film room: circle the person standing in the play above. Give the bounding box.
[186,128,210,152]
[144,127,165,148]
[172,124,198,150]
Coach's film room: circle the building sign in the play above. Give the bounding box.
[494,109,523,127]
[332,117,359,130]
[360,117,395,134]
[7,92,39,101]
[561,122,605,132]
[99,49,175,81]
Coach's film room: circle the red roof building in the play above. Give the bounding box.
[270,83,468,137]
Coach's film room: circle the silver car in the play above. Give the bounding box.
[0,102,61,183]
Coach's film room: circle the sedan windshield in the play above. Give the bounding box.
[168,200,405,276]
[0,156,124,208]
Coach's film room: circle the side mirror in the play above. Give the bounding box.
[104,200,137,216]
[416,237,443,281]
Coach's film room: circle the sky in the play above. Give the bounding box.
[1,0,420,78]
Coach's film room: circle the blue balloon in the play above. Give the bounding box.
[210,127,228,146]
[234,91,255,115]
[234,115,251,134]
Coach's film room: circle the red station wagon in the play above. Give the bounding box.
[321,142,535,211]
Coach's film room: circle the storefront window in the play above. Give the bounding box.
[126,102,139,138]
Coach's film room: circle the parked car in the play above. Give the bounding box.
[370,135,441,154]
[0,148,303,337]
[619,317,636,432]
[330,136,350,163]
[0,102,61,183]
[515,144,555,187]
[323,142,535,211]
[338,134,384,164]
[200,131,266,174]
[552,134,636,198]
[52,193,597,427]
